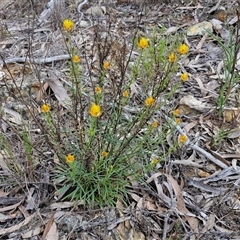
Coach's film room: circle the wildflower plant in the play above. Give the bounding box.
[50,23,191,207]
[0,19,190,208]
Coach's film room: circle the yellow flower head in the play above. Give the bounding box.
[95,86,102,94]
[41,104,50,113]
[152,158,159,164]
[179,134,188,143]
[168,52,177,63]
[101,151,108,157]
[89,103,101,117]
[103,61,110,70]
[180,72,188,82]
[175,118,181,125]
[63,19,74,31]
[122,90,129,98]
[72,55,80,63]
[178,43,189,55]
[151,121,158,128]
[138,37,149,49]
[66,154,74,163]
[145,96,155,106]
[173,108,180,116]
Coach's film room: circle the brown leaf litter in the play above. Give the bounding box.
[0,0,240,239]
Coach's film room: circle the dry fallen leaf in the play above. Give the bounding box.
[0,213,35,235]
[0,190,9,197]
[164,26,179,35]
[2,107,24,125]
[0,198,24,213]
[180,95,207,113]
[197,213,215,239]
[165,174,199,233]
[45,73,71,108]
[22,226,42,239]
[45,222,59,240]
[198,169,211,178]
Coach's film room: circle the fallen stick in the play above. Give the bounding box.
[0,54,70,65]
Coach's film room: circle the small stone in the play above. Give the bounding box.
[58,215,81,233]
[86,6,105,17]
[79,20,89,28]
[187,21,213,36]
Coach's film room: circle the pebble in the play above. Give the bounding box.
[187,21,213,36]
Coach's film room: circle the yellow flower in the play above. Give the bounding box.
[66,154,74,163]
[152,158,159,164]
[138,37,149,49]
[89,103,101,117]
[103,61,110,70]
[178,43,189,55]
[41,104,50,113]
[145,96,155,106]
[101,151,108,157]
[175,118,181,124]
[173,109,180,116]
[95,86,102,94]
[72,55,80,63]
[180,72,188,82]
[168,52,177,63]
[122,90,129,98]
[179,134,188,143]
[151,121,158,128]
[63,19,74,31]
